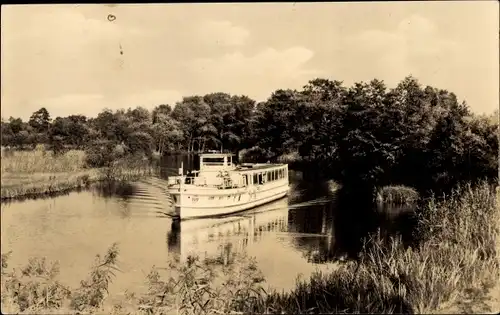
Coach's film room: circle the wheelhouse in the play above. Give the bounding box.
[199,153,236,171]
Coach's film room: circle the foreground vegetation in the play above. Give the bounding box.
[0,146,154,201]
[2,182,498,314]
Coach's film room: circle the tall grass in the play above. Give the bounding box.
[1,148,86,174]
[258,182,499,314]
[1,148,154,200]
[1,183,498,314]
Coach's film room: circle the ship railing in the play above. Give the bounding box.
[185,176,208,186]
[215,178,246,189]
[168,175,247,189]
[167,177,182,186]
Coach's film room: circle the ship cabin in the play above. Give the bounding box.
[198,153,237,172]
[169,152,289,190]
[237,164,289,188]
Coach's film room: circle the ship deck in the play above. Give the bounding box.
[235,163,286,172]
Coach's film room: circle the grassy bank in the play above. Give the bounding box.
[1,149,154,201]
[1,182,498,314]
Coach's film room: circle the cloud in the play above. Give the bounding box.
[341,14,459,87]
[198,20,250,46]
[187,46,320,98]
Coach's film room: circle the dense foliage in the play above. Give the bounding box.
[1,75,497,195]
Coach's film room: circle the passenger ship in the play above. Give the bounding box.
[166,152,289,220]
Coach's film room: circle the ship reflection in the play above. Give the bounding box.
[166,194,346,265]
[166,197,291,262]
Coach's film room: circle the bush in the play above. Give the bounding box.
[84,141,123,168]
[376,185,420,206]
[240,146,271,163]
[1,256,71,313]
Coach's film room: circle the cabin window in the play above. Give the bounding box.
[274,170,278,180]
[267,172,271,182]
[259,173,264,185]
[279,169,282,179]
[253,174,258,185]
[209,196,214,200]
[203,157,225,165]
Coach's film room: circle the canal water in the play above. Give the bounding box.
[0,159,415,301]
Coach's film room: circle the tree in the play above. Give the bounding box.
[151,113,184,154]
[66,115,90,148]
[253,89,303,159]
[92,109,129,144]
[335,80,397,191]
[1,119,14,146]
[152,105,172,124]
[171,96,212,152]
[28,107,51,135]
[8,117,24,134]
[125,131,154,159]
[298,79,347,173]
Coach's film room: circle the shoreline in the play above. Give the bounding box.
[1,168,154,202]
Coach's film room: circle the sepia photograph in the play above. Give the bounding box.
[1,2,499,314]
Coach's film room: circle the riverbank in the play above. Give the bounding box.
[1,149,154,201]
[1,182,497,314]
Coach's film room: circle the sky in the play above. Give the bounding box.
[1,2,498,120]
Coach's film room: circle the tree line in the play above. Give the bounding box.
[1,75,498,195]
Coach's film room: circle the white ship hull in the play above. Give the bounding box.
[175,182,289,220]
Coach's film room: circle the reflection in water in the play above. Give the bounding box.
[167,197,291,262]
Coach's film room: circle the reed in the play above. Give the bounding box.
[1,149,154,200]
[259,181,499,314]
[1,148,86,174]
